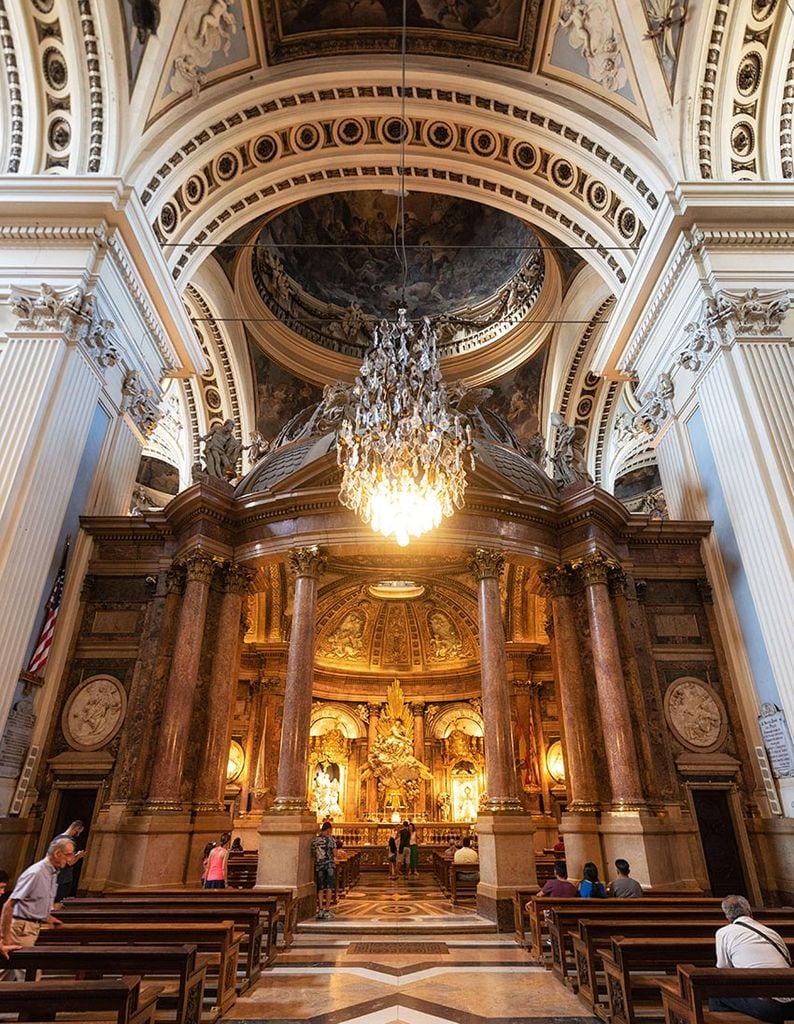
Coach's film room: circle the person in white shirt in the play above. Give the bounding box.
[453,836,479,881]
[711,894,794,1022]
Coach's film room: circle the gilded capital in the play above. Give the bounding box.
[409,701,425,716]
[222,562,256,595]
[288,545,326,580]
[539,563,577,598]
[470,547,505,581]
[182,549,216,585]
[575,551,612,587]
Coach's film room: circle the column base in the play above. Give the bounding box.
[475,812,537,931]
[77,803,232,891]
[256,812,318,919]
[561,806,704,890]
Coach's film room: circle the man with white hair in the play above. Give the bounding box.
[0,836,73,979]
[711,894,794,1022]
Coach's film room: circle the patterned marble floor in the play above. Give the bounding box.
[223,874,595,1024]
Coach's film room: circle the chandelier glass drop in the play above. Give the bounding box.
[337,309,473,547]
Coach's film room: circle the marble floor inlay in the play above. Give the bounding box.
[224,873,594,1024]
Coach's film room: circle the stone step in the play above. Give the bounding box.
[297,918,498,935]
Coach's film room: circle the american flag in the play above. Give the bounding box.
[27,539,69,677]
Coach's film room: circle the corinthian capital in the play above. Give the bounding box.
[222,562,256,595]
[469,548,504,581]
[288,545,326,580]
[182,548,216,584]
[11,283,89,337]
[575,551,613,587]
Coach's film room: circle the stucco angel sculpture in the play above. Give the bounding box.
[362,679,432,812]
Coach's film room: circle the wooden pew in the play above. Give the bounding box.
[0,976,160,1024]
[37,920,240,1017]
[112,886,298,948]
[661,965,794,1024]
[603,935,794,1024]
[227,851,258,889]
[513,887,540,947]
[570,913,794,999]
[450,864,479,905]
[4,944,207,1024]
[542,900,728,972]
[56,904,263,992]
[526,894,721,959]
[65,896,277,970]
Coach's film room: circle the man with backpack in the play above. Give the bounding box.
[310,821,337,919]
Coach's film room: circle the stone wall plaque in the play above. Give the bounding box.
[758,704,794,778]
[654,613,700,638]
[664,677,727,753]
[62,675,127,752]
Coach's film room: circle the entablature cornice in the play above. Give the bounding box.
[591,184,794,378]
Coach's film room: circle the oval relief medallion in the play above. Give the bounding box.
[62,675,127,752]
[664,677,727,753]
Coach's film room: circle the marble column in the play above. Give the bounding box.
[194,562,254,810]
[257,547,325,909]
[411,702,427,818]
[365,702,381,817]
[272,546,326,811]
[240,678,269,814]
[470,548,536,929]
[540,564,600,811]
[578,553,644,810]
[147,549,216,808]
[470,549,521,812]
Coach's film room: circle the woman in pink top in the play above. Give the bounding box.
[203,832,230,889]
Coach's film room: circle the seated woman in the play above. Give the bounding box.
[578,861,607,899]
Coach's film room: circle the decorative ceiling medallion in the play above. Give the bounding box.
[62,674,127,752]
[368,580,426,600]
[663,677,727,753]
[258,0,543,68]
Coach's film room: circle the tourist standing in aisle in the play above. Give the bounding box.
[409,821,419,876]
[204,833,230,889]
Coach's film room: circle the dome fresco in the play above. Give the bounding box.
[255,190,540,320]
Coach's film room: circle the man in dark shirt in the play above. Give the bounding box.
[51,821,85,904]
[398,821,412,875]
[539,861,578,898]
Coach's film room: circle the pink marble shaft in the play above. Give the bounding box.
[581,561,644,808]
[550,590,600,810]
[148,550,215,804]
[472,550,520,809]
[273,547,324,809]
[194,563,251,808]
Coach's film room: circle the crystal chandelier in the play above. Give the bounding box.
[337,309,473,547]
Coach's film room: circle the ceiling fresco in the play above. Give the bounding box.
[259,0,543,66]
[487,344,547,442]
[256,191,538,321]
[248,338,323,441]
